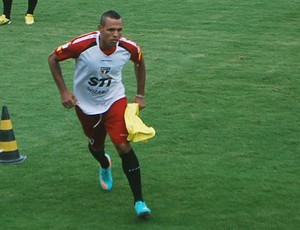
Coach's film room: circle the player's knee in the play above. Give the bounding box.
[88,142,105,155]
[114,142,131,155]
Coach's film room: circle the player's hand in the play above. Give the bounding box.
[61,91,78,109]
[133,95,145,111]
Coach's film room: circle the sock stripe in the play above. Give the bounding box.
[128,167,140,173]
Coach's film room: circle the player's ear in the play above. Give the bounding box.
[98,24,102,31]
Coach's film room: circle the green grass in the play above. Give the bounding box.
[1,0,299,229]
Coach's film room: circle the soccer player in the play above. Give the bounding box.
[0,0,38,25]
[48,10,151,218]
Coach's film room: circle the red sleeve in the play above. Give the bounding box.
[54,42,76,61]
[54,32,98,61]
[119,38,143,64]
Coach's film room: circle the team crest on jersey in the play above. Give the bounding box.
[100,67,111,76]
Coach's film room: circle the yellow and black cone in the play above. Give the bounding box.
[0,106,26,164]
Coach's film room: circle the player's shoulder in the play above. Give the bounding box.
[119,36,139,47]
[71,31,98,45]
[119,36,141,53]
[55,31,98,58]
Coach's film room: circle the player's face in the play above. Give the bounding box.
[98,17,123,49]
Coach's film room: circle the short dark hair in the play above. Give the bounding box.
[100,10,121,25]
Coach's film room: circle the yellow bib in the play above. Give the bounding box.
[124,103,155,142]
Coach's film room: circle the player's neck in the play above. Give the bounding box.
[100,45,117,56]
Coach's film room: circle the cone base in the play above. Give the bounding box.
[0,155,27,164]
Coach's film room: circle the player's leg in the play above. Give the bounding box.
[25,0,38,24]
[75,106,112,190]
[105,98,151,217]
[2,0,12,18]
[0,0,12,25]
[26,0,38,14]
[118,144,151,217]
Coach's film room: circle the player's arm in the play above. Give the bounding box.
[48,52,78,109]
[133,56,146,110]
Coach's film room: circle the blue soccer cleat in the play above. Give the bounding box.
[135,201,151,218]
[99,154,113,191]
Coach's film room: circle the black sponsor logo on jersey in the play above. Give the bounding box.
[88,77,112,87]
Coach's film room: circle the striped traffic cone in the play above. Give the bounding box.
[0,106,26,164]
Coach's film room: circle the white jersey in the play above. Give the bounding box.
[54,31,142,115]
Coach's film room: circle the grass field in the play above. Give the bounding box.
[1,0,299,229]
